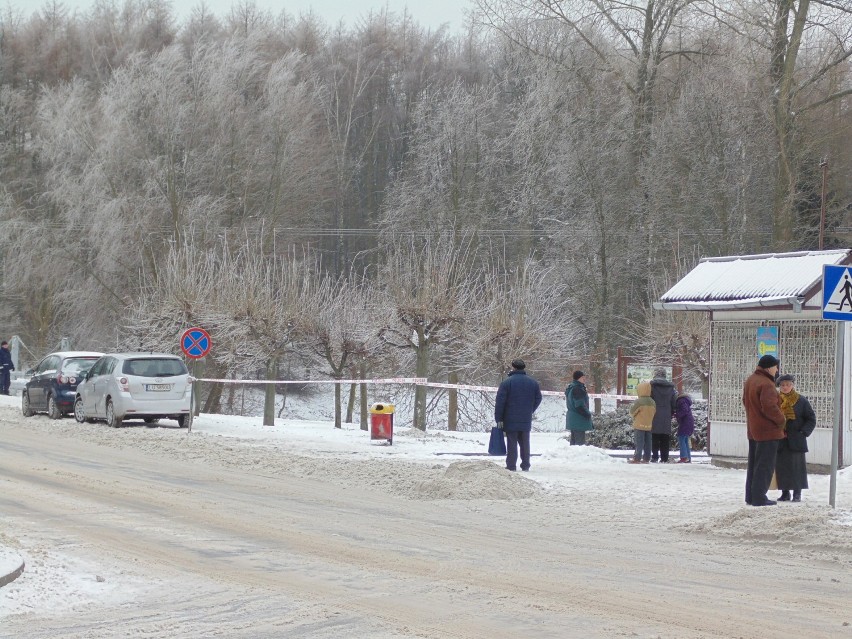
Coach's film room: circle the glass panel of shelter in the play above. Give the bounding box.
[778,320,836,430]
[710,319,837,430]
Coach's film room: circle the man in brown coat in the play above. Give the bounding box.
[742,354,786,506]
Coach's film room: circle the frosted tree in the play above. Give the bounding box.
[205,243,319,426]
[376,236,482,430]
[473,257,575,384]
[533,62,637,387]
[380,81,508,236]
[298,277,381,428]
[643,53,777,254]
[124,240,219,354]
[709,0,852,247]
[33,37,331,346]
[124,233,325,422]
[628,264,710,394]
[124,237,240,413]
[312,32,383,274]
[476,0,703,171]
[433,254,575,430]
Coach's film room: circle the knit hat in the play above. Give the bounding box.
[572,370,585,381]
[511,359,526,370]
[776,373,795,384]
[758,354,779,369]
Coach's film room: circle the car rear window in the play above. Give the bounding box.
[122,358,188,378]
[61,358,100,375]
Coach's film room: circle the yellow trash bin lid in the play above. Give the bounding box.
[369,403,395,414]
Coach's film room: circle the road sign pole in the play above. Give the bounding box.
[188,376,194,433]
[822,264,849,507]
[193,358,204,418]
[180,327,211,428]
[830,323,844,508]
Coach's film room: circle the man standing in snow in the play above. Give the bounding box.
[649,368,677,462]
[0,340,14,395]
[742,354,786,506]
[494,359,542,472]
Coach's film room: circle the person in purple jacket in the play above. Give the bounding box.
[675,392,695,463]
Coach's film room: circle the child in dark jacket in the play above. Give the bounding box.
[675,393,695,463]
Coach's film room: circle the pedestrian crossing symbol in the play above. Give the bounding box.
[822,265,852,320]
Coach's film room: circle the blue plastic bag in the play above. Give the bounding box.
[488,425,507,456]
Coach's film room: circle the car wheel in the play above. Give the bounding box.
[74,397,86,423]
[105,400,122,428]
[177,413,192,429]
[143,417,159,425]
[47,394,62,420]
[21,392,34,418]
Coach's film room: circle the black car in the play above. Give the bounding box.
[22,351,104,419]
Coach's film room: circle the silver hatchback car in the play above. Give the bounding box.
[74,353,193,428]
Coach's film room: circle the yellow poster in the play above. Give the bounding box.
[626,364,672,396]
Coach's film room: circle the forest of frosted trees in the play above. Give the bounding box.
[0,0,851,427]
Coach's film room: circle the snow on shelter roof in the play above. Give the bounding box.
[657,250,850,309]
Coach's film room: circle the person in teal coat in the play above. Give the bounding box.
[565,370,593,445]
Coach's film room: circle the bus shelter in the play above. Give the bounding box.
[655,249,852,470]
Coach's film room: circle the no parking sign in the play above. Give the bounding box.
[180,327,211,359]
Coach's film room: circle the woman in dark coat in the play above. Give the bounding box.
[565,371,593,445]
[775,374,816,502]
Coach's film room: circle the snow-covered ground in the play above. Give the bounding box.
[2,390,852,637]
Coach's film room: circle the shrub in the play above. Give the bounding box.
[586,400,707,451]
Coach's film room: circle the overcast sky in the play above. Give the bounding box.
[5,0,472,32]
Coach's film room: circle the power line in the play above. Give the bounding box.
[1,220,779,238]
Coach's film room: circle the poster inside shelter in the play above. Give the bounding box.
[626,365,672,396]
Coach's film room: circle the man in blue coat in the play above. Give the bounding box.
[494,359,542,472]
[0,340,14,395]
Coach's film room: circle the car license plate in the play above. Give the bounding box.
[146,384,171,392]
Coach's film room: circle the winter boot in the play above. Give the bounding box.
[778,490,791,501]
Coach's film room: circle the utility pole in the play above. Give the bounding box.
[819,159,828,249]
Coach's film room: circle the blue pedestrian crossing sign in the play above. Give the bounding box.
[181,327,211,359]
[822,265,852,321]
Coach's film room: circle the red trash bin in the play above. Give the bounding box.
[369,403,394,445]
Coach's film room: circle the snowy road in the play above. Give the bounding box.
[2,401,852,638]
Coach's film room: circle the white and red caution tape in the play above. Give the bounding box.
[419,381,500,393]
[197,377,427,385]
[420,381,635,401]
[195,376,636,401]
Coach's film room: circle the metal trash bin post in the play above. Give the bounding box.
[369,403,394,445]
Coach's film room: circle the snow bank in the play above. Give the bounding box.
[677,505,852,561]
[409,460,541,500]
[540,437,619,466]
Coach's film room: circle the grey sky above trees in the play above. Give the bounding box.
[3,0,470,31]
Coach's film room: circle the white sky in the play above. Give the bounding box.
[4,0,473,32]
